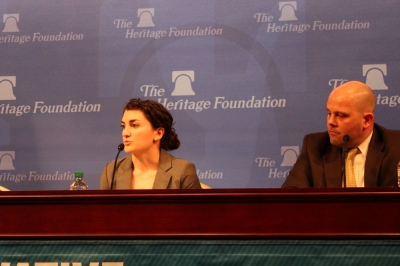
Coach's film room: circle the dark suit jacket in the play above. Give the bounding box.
[100,149,201,189]
[282,124,400,188]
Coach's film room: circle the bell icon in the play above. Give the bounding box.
[171,71,195,96]
[280,146,299,167]
[366,69,388,90]
[172,76,195,96]
[2,14,20,33]
[0,154,15,170]
[279,5,298,21]
[137,9,155,27]
[0,77,17,100]
[281,150,298,167]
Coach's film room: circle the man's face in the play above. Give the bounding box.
[326,94,365,148]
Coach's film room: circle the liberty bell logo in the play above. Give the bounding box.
[137,8,155,27]
[0,76,17,100]
[2,14,20,32]
[278,1,298,21]
[0,151,16,170]
[280,146,299,167]
[363,64,388,90]
[171,71,195,96]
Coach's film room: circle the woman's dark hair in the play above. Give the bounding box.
[124,98,180,151]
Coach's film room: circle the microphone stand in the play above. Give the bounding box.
[110,143,124,190]
[342,135,349,188]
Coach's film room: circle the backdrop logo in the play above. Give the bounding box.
[197,169,223,180]
[139,70,286,112]
[255,146,297,179]
[115,9,222,39]
[280,146,299,166]
[254,2,370,34]
[0,151,15,170]
[172,71,195,96]
[1,13,84,44]
[0,75,101,116]
[329,64,400,107]
[137,8,155,27]
[328,79,348,89]
[0,76,16,100]
[329,62,389,91]
[2,14,19,33]
[363,64,388,90]
[278,1,298,21]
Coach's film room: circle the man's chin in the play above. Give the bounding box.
[329,138,343,147]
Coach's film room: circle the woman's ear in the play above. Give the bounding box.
[154,127,165,142]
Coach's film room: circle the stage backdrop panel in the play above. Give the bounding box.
[0,0,399,190]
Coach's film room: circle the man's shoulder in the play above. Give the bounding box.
[305,131,329,138]
[304,131,330,143]
[301,131,333,153]
[374,123,400,140]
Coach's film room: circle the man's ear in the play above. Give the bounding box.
[363,113,374,128]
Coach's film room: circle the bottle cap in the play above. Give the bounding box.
[74,172,83,178]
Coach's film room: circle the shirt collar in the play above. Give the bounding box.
[357,131,373,156]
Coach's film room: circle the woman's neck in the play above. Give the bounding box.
[131,147,161,172]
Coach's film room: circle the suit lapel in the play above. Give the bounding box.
[152,149,172,189]
[323,145,343,187]
[364,131,384,187]
[116,155,133,189]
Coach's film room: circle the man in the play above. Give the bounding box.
[282,81,400,188]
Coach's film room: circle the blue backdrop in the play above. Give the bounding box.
[0,0,399,190]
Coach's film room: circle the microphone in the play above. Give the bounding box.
[342,135,350,188]
[110,143,124,190]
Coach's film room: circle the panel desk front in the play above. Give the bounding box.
[1,188,399,239]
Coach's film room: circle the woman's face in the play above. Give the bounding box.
[121,110,163,154]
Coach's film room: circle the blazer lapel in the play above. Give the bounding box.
[364,131,384,187]
[152,149,172,189]
[323,145,343,187]
[115,155,133,189]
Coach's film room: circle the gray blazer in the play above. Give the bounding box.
[100,149,201,189]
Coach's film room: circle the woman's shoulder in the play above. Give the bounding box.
[105,155,131,169]
[161,150,195,169]
[164,149,191,160]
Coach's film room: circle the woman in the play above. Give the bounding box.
[100,98,201,189]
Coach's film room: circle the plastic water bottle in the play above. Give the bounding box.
[70,172,88,190]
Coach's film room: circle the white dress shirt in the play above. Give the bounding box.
[353,131,373,187]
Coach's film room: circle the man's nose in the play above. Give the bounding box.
[327,115,336,126]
